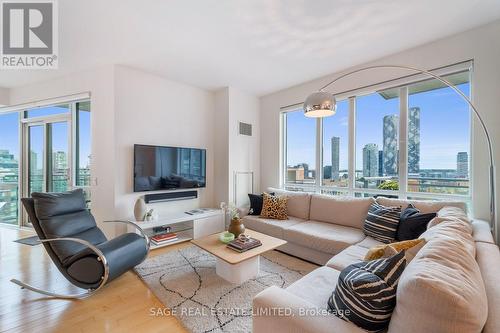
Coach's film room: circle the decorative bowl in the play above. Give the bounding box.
[219,231,235,244]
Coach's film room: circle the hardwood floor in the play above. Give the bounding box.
[0,226,188,333]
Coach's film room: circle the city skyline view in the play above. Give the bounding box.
[286,81,470,171]
[0,106,91,168]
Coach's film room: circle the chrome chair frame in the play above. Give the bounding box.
[11,220,149,299]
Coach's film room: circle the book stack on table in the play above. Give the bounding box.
[227,236,262,253]
[151,232,178,245]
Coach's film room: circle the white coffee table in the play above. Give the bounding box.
[191,229,287,284]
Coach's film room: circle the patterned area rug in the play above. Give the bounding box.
[135,245,317,333]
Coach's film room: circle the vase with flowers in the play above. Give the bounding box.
[221,202,245,238]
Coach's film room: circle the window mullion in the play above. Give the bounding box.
[399,87,409,199]
[348,97,356,196]
[316,117,322,194]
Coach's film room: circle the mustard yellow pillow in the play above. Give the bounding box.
[260,193,288,220]
[364,238,425,261]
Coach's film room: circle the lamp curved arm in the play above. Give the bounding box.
[103,220,151,254]
[10,237,110,299]
[319,64,496,240]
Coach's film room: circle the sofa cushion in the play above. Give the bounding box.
[356,236,384,249]
[286,266,340,309]
[363,202,401,243]
[260,193,288,220]
[309,195,375,229]
[396,204,436,241]
[388,210,487,333]
[326,245,369,271]
[376,197,467,214]
[248,193,265,215]
[329,251,406,332]
[284,221,365,255]
[242,215,305,239]
[248,192,276,215]
[268,188,311,220]
[364,239,426,262]
[475,242,500,333]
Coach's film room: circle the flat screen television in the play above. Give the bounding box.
[134,144,206,192]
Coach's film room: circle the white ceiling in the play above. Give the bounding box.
[1,0,500,96]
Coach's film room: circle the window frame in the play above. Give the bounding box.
[0,95,91,227]
[280,61,473,203]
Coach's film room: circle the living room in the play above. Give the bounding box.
[0,1,499,332]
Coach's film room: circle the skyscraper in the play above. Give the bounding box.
[378,150,384,176]
[331,136,340,180]
[53,151,68,171]
[457,152,468,178]
[383,115,398,176]
[408,107,421,173]
[363,143,379,177]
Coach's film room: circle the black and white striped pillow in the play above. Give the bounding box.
[328,251,407,332]
[363,202,401,243]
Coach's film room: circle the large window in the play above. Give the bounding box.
[282,64,471,203]
[356,90,400,190]
[322,99,349,187]
[0,100,91,226]
[0,112,19,224]
[407,74,470,196]
[284,110,317,186]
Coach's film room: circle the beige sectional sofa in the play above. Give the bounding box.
[247,188,500,333]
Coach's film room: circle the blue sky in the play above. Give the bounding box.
[0,106,91,168]
[287,82,470,170]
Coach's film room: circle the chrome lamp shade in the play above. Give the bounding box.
[303,91,336,118]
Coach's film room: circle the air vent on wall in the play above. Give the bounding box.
[239,122,252,136]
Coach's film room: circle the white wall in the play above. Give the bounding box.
[260,20,500,238]
[214,87,260,209]
[113,66,216,226]
[8,66,117,236]
[5,65,261,237]
[228,88,260,205]
[214,88,230,205]
[0,87,9,105]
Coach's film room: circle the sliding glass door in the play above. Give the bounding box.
[23,116,71,226]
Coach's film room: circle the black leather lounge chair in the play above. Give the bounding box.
[11,189,150,299]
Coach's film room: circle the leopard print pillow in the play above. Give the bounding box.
[260,192,288,220]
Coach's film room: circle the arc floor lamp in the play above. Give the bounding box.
[303,65,496,242]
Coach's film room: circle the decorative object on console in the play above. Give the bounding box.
[260,192,288,220]
[364,238,426,261]
[144,209,157,221]
[397,204,436,241]
[303,64,496,243]
[134,197,147,221]
[328,250,406,332]
[219,231,235,244]
[363,202,401,243]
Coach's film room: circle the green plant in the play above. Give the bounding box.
[378,180,399,190]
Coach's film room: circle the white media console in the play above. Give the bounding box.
[128,208,224,250]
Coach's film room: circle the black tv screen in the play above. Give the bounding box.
[134,144,206,192]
